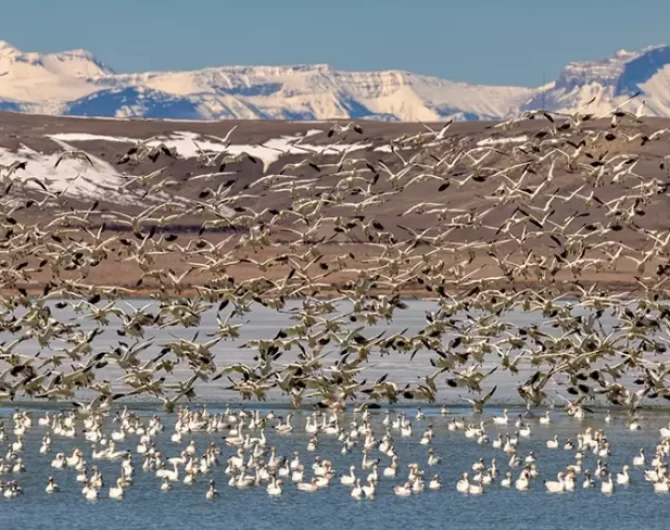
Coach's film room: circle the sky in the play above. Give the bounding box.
[0,0,669,87]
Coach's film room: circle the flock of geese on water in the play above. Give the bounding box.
[1,92,670,506]
[1,402,670,502]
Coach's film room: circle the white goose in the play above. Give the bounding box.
[109,478,125,500]
[492,409,509,425]
[340,465,357,486]
[544,472,566,493]
[616,465,631,486]
[267,476,283,496]
[351,479,365,499]
[394,482,412,496]
[456,473,470,493]
[45,477,59,494]
[601,473,615,494]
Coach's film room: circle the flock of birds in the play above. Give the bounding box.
[2,403,670,502]
[0,93,670,503]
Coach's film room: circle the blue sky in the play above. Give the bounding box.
[1,0,669,87]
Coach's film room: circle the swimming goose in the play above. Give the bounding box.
[582,470,594,489]
[291,465,304,483]
[544,472,565,493]
[206,480,218,500]
[456,473,470,493]
[394,482,412,496]
[383,456,399,478]
[11,436,23,453]
[51,453,67,469]
[616,465,631,485]
[267,475,283,496]
[109,478,125,500]
[4,481,22,499]
[601,473,615,494]
[366,464,379,484]
[427,449,441,466]
[546,435,559,449]
[274,414,294,434]
[161,477,172,492]
[468,480,484,495]
[515,469,530,491]
[84,481,99,501]
[518,423,531,438]
[306,436,318,452]
[362,478,376,498]
[652,476,670,493]
[400,422,413,438]
[39,436,51,455]
[296,478,318,493]
[351,479,365,499]
[419,426,433,445]
[492,409,509,425]
[46,477,59,494]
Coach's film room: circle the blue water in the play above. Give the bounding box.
[1,405,669,530]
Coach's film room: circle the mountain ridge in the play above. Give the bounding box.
[1,40,670,121]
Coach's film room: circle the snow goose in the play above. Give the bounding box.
[45,477,59,494]
[296,478,318,493]
[546,435,559,449]
[544,472,566,493]
[601,473,615,494]
[427,449,441,466]
[51,453,67,470]
[582,470,594,489]
[456,473,470,493]
[428,475,442,490]
[267,476,283,496]
[362,478,376,498]
[468,480,484,495]
[616,465,631,485]
[492,409,509,425]
[652,476,670,493]
[394,482,412,496]
[205,480,218,500]
[109,478,125,500]
[515,469,530,491]
[351,479,365,499]
[383,456,399,478]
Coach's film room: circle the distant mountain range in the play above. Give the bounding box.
[0,40,667,121]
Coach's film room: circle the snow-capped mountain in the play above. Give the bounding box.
[1,40,670,121]
[521,45,670,117]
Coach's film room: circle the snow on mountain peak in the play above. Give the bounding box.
[521,45,670,117]
[0,40,20,55]
[2,40,670,121]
